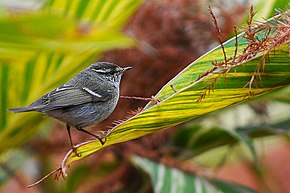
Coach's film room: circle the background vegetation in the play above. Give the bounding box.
[0,0,289,193]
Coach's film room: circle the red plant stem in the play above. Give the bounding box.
[120,95,154,101]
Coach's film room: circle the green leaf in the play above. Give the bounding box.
[61,11,290,174]
[270,86,290,103]
[170,99,290,168]
[44,0,142,27]
[0,0,141,154]
[0,149,29,185]
[131,156,257,193]
[211,179,257,193]
[173,127,236,155]
[232,131,258,167]
[64,164,90,193]
[253,0,290,21]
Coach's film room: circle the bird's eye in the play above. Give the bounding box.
[107,69,117,75]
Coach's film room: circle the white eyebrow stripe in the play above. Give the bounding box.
[91,69,107,73]
[83,87,102,97]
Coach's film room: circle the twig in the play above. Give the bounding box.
[208,6,227,65]
[120,95,152,101]
[233,26,238,62]
[120,95,161,105]
[27,167,63,188]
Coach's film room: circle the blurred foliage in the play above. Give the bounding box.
[0,0,141,154]
[0,0,141,190]
[132,156,257,193]
[174,100,290,158]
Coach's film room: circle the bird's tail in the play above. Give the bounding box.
[9,106,37,113]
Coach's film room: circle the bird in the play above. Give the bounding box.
[9,62,131,156]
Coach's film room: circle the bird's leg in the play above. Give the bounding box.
[76,127,107,145]
[66,124,81,157]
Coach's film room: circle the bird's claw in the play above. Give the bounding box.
[95,130,110,145]
[72,146,82,157]
[98,136,107,145]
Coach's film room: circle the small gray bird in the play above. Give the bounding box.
[9,62,131,156]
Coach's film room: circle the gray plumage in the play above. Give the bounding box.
[9,62,131,153]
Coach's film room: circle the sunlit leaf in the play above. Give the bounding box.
[62,11,290,174]
[43,0,141,27]
[253,0,289,20]
[0,0,141,153]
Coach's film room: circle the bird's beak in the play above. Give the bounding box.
[121,66,132,72]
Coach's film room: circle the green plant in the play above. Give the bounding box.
[58,7,290,192]
[0,0,141,153]
[0,1,142,189]
[1,1,290,192]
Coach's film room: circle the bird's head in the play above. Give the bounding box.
[88,62,131,83]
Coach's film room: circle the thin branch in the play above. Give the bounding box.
[208,6,227,65]
[233,26,238,62]
[27,168,63,188]
[120,95,161,105]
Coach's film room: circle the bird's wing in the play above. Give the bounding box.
[38,85,113,112]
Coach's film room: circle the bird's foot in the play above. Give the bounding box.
[71,146,82,157]
[96,130,111,145]
[97,137,107,145]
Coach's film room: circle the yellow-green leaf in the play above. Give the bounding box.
[0,0,141,153]
[61,11,290,174]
